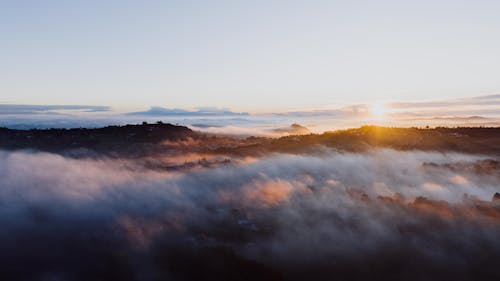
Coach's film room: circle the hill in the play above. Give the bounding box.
[0,122,194,156]
[2,124,500,157]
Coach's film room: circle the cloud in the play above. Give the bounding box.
[386,94,500,118]
[275,104,371,118]
[128,106,249,117]
[0,148,500,280]
[0,104,111,115]
[388,94,500,109]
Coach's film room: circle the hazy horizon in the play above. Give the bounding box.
[2,93,500,135]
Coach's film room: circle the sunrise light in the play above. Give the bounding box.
[371,103,390,120]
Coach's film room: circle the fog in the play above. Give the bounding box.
[1,149,499,280]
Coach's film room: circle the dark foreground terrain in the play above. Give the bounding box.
[1,123,500,281]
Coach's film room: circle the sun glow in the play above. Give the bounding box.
[371,103,390,119]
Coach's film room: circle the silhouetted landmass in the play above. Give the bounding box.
[222,126,500,156]
[2,124,500,157]
[271,123,311,135]
[0,122,195,156]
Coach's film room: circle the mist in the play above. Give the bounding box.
[1,149,499,280]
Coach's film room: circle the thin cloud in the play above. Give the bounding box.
[0,104,111,115]
[128,106,249,117]
[274,104,371,118]
[388,94,500,109]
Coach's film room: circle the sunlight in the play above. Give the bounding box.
[371,103,389,119]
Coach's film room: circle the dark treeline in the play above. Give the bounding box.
[2,124,500,157]
[0,122,194,155]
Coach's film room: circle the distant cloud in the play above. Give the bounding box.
[128,106,249,117]
[0,104,111,115]
[382,94,500,122]
[275,105,371,118]
[466,94,500,100]
[388,94,500,109]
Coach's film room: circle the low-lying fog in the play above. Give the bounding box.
[1,149,499,280]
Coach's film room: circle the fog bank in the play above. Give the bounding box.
[1,149,499,280]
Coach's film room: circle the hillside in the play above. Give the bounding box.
[2,124,500,157]
[0,122,195,156]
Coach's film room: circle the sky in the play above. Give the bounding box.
[2,0,500,113]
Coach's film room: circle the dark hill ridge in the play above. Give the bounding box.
[2,124,500,156]
[220,126,500,156]
[0,123,194,155]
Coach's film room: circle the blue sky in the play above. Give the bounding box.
[1,0,500,112]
